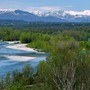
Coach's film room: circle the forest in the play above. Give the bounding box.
[0,22,90,90]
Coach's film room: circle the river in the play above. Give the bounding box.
[0,42,46,78]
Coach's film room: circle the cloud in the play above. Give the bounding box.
[26,6,65,12]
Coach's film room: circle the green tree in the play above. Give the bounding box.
[37,41,90,90]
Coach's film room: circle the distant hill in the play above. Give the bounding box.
[0,9,90,22]
[0,10,65,22]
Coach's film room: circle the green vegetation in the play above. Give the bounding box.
[0,22,90,90]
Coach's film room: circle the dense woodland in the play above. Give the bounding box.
[0,22,90,90]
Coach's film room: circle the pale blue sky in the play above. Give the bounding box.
[0,0,90,11]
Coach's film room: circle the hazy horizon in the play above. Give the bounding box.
[0,0,90,11]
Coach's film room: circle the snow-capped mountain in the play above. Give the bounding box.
[0,9,65,22]
[30,9,90,22]
[0,9,90,22]
[31,10,90,17]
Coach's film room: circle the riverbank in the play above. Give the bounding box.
[0,41,45,62]
[0,41,46,77]
[6,43,37,53]
[6,41,45,54]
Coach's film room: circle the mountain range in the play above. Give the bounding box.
[0,9,90,22]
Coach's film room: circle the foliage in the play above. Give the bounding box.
[36,41,90,90]
[0,22,90,90]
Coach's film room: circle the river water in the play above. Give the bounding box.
[0,42,46,78]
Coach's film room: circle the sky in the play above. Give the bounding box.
[0,0,90,11]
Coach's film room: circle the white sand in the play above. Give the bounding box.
[0,42,45,62]
[4,43,37,61]
[4,55,36,61]
[6,44,37,52]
